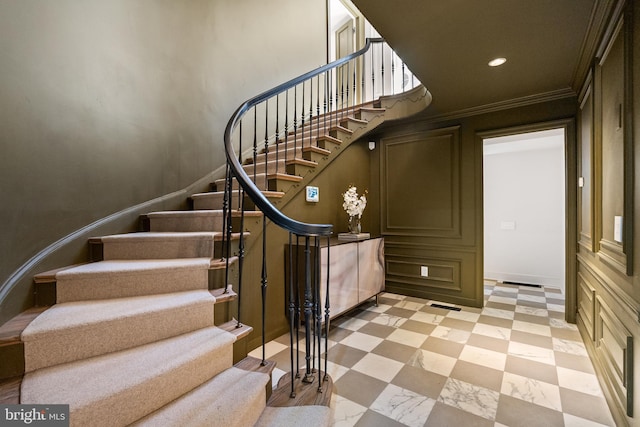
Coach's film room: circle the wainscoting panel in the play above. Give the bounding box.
[596,296,634,416]
[577,271,596,341]
[384,243,478,307]
[381,126,461,238]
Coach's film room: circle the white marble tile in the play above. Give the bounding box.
[472,323,511,340]
[459,345,507,371]
[547,303,565,312]
[512,320,552,337]
[508,341,556,365]
[515,305,549,317]
[430,325,471,344]
[339,331,383,352]
[371,313,407,328]
[331,395,367,427]
[325,360,350,382]
[552,337,588,357]
[248,340,287,359]
[549,318,579,330]
[387,328,428,348]
[408,349,457,377]
[370,384,436,427]
[352,352,404,382]
[494,285,518,294]
[517,294,547,303]
[501,372,562,411]
[337,317,370,331]
[438,378,500,420]
[481,307,515,320]
[365,303,393,313]
[563,413,614,427]
[446,310,481,323]
[488,295,517,305]
[395,300,426,311]
[410,311,445,325]
[557,367,604,397]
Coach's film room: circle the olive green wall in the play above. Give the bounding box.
[368,97,577,307]
[575,1,640,423]
[0,0,327,325]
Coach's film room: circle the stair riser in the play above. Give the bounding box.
[56,266,208,303]
[102,239,215,260]
[23,296,216,372]
[150,216,225,233]
[243,161,287,176]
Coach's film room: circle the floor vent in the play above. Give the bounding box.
[502,281,542,288]
[430,303,461,311]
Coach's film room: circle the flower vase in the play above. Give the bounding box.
[348,216,361,234]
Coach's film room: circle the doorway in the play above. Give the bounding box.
[483,128,567,293]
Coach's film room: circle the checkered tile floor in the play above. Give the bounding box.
[250,281,615,426]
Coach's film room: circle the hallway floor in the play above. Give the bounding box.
[250,281,615,426]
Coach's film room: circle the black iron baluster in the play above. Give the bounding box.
[275,94,280,175]
[323,236,331,381]
[293,85,298,163]
[391,50,396,94]
[402,61,406,92]
[381,42,385,96]
[263,100,269,190]
[361,51,366,105]
[323,71,328,135]
[287,232,296,398]
[224,168,233,292]
[316,75,320,146]
[308,78,314,148]
[351,59,357,115]
[222,165,231,292]
[302,236,314,383]
[260,216,268,366]
[235,188,246,328]
[295,234,301,380]
[345,61,350,121]
[300,81,306,150]
[315,237,323,392]
[371,47,375,100]
[284,89,289,162]
[252,108,258,183]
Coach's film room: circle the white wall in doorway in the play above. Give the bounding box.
[483,128,566,291]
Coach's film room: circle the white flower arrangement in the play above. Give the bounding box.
[342,185,367,218]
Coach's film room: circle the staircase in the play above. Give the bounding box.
[0,38,431,426]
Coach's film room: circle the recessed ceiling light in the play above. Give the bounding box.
[488,57,507,67]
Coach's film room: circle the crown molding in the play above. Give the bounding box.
[422,87,577,122]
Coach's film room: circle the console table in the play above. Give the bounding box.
[286,237,385,320]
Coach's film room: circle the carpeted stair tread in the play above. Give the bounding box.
[55,258,210,303]
[21,326,236,427]
[255,406,333,427]
[99,232,218,260]
[132,367,270,427]
[22,290,216,372]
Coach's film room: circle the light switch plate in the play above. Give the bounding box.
[420,266,429,277]
[614,216,623,243]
